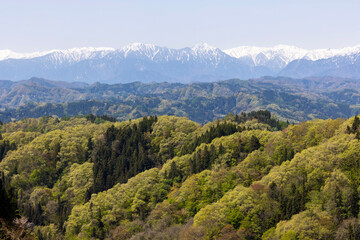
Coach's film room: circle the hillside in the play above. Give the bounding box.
[1,113,360,239]
[0,77,358,124]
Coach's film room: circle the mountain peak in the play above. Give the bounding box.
[1,43,360,83]
[303,45,360,60]
[0,49,52,61]
[191,43,217,52]
[224,44,360,63]
[224,45,308,65]
[0,47,115,62]
[122,43,158,52]
[120,43,164,59]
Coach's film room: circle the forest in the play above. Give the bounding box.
[1,110,360,239]
[0,77,357,124]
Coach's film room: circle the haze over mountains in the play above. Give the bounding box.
[0,76,358,124]
[1,43,360,83]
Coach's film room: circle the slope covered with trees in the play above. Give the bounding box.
[1,112,360,239]
[0,76,357,124]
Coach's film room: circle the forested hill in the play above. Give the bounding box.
[0,76,359,123]
[1,112,360,239]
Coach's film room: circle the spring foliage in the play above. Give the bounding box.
[2,112,360,239]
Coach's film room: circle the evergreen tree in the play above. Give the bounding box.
[92,116,158,192]
[352,116,360,133]
[0,173,17,221]
[247,135,261,152]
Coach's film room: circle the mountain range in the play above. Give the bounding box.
[0,76,358,123]
[1,43,360,83]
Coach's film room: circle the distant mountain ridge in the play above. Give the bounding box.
[1,43,360,83]
[0,76,359,123]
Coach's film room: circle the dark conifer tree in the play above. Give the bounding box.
[0,173,17,221]
[247,135,261,152]
[352,116,360,133]
[92,116,158,192]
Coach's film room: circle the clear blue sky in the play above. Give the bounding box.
[1,0,359,52]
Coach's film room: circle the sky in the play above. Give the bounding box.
[0,0,360,52]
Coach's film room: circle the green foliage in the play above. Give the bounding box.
[181,121,244,155]
[0,139,16,163]
[346,115,360,140]
[92,116,158,192]
[65,168,169,239]
[263,209,335,239]
[1,113,360,240]
[151,115,200,163]
[234,110,288,130]
[0,78,354,124]
[85,114,117,124]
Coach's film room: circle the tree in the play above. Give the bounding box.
[0,173,17,220]
[247,135,261,152]
[92,116,158,192]
[352,116,360,133]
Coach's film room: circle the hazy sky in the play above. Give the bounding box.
[1,0,360,52]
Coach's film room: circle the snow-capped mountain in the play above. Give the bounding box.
[113,42,228,64]
[224,44,360,72]
[224,45,308,67]
[0,47,115,62]
[0,43,360,83]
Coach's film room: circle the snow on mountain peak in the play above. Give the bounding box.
[0,47,115,62]
[122,43,157,52]
[224,44,360,65]
[191,43,217,52]
[1,43,360,83]
[0,49,52,61]
[1,43,360,67]
[120,43,165,59]
[224,45,308,65]
[303,45,360,61]
[187,43,226,66]
[40,47,115,65]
